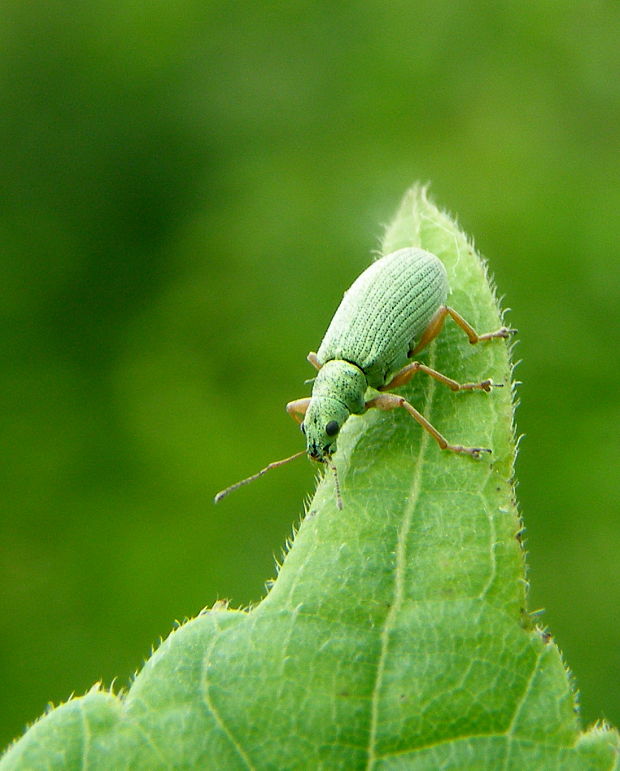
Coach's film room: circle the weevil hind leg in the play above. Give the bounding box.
[380,361,496,393]
[286,397,312,424]
[410,305,516,356]
[409,305,447,356]
[444,306,516,344]
[366,393,490,458]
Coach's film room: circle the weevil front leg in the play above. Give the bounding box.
[286,397,312,424]
[411,305,515,356]
[365,393,490,458]
[380,361,497,393]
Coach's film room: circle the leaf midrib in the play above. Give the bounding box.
[365,341,439,770]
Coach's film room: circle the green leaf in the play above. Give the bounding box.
[2,186,618,770]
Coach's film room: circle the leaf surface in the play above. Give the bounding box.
[2,186,618,770]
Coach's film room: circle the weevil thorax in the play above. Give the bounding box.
[302,360,367,462]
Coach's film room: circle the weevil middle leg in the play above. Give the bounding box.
[365,393,490,458]
[307,352,321,371]
[380,361,497,393]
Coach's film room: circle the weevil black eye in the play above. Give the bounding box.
[325,420,339,437]
[300,422,306,434]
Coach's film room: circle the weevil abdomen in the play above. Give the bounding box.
[316,248,449,388]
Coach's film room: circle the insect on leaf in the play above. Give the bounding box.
[2,185,618,770]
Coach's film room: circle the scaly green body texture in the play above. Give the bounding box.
[215,246,513,506]
[302,248,448,460]
[317,248,449,387]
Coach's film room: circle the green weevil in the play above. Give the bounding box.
[215,247,513,506]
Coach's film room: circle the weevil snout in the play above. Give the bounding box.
[303,396,349,463]
[308,442,336,463]
[306,434,336,462]
[300,421,329,460]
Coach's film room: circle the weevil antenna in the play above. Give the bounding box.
[214,450,306,503]
[327,458,343,510]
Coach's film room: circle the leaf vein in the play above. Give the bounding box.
[200,617,256,771]
[365,345,438,769]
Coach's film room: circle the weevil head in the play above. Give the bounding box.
[300,359,367,462]
[301,397,350,462]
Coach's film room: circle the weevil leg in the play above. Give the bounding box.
[410,305,516,355]
[444,306,516,344]
[381,361,496,393]
[286,397,312,424]
[365,393,491,458]
[307,352,321,371]
[410,306,447,355]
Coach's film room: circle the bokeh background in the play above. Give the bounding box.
[1,0,619,749]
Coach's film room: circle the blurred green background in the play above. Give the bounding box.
[1,0,619,749]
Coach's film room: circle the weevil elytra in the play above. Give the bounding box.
[215,247,514,506]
